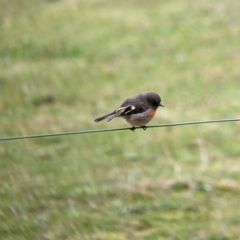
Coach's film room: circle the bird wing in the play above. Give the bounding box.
[115,105,148,116]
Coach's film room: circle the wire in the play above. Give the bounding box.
[0,118,239,142]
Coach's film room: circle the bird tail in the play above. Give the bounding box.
[94,111,116,122]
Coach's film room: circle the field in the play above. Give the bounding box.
[1,0,240,239]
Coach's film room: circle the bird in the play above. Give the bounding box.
[94,92,164,131]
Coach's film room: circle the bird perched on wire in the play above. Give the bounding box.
[94,91,164,131]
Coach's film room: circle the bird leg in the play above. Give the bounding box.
[141,126,147,131]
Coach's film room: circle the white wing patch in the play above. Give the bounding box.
[115,105,135,116]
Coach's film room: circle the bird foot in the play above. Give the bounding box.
[130,126,136,132]
[130,126,147,131]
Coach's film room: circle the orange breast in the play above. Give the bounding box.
[149,109,156,119]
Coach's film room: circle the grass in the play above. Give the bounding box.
[1,0,240,239]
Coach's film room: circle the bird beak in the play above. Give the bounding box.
[159,103,164,107]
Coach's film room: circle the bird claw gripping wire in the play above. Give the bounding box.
[130,126,136,131]
[130,126,147,131]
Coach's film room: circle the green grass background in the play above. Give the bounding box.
[1,0,240,239]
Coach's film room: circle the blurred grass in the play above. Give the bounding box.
[1,0,240,239]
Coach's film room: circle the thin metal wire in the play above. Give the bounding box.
[0,118,239,142]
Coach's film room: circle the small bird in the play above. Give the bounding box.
[94,92,164,131]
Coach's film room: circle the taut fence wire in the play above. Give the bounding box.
[0,118,239,142]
